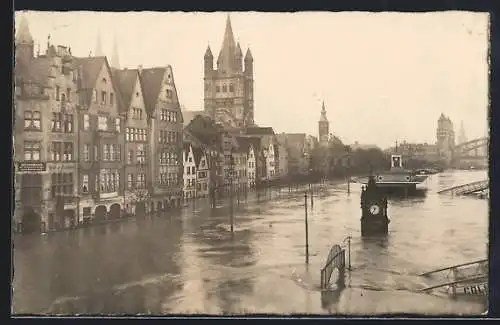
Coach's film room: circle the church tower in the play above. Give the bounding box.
[15,15,34,68]
[318,101,329,146]
[203,14,254,129]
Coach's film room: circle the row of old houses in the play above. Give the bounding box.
[14,18,187,232]
[13,17,318,233]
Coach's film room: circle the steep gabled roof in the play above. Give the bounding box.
[245,126,275,136]
[140,67,167,116]
[113,68,139,110]
[192,146,204,167]
[74,56,107,90]
[183,142,192,155]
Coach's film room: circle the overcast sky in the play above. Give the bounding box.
[15,11,489,148]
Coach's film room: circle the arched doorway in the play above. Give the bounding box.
[109,203,121,220]
[64,209,76,228]
[95,205,107,222]
[21,207,41,234]
[135,201,146,218]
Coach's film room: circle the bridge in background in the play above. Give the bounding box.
[452,137,488,168]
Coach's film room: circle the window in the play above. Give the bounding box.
[159,166,168,185]
[101,91,107,105]
[83,144,90,161]
[82,174,89,193]
[24,111,41,130]
[110,93,114,105]
[216,85,220,92]
[229,84,234,92]
[51,173,73,198]
[100,169,119,193]
[115,118,120,132]
[52,113,61,132]
[20,174,42,205]
[222,85,227,92]
[103,144,111,161]
[127,173,134,189]
[24,141,41,161]
[128,150,133,164]
[56,86,60,101]
[66,88,71,102]
[95,174,99,192]
[94,145,98,161]
[191,166,195,174]
[126,128,130,141]
[186,166,190,175]
[136,145,145,163]
[166,89,172,99]
[63,114,73,133]
[83,114,90,131]
[137,173,146,189]
[63,143,73,161]
[98,116,108,131]
[159,152,167,165]
[92,89,98,103]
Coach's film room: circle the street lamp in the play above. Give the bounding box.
[229,146,235,233]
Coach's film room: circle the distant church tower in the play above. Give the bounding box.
[458,120,467,144]
[318,101,329,146]
[204,15,254,129]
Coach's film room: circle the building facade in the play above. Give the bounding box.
[142,66,184,211]
[14,17,81,232]
[193,147,210,198]
[203,15,254,129]
[183,143,197,200]
[75,56,125,222]
[113,68,149,216]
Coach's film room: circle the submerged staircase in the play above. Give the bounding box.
[419,258,488,297]
[437,180,488,196]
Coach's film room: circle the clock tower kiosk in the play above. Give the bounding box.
[360,175,390,236]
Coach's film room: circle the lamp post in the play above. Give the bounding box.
[229,146,235,233]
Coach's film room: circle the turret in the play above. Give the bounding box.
[111,33,120,69]
[244,48,253,76]
[15,15,34,67]
[204,45,213,74]
[235,42,243,72]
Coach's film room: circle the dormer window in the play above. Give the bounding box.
[101,91,107,105]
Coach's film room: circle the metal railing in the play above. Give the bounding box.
[320,243,347,290]
[437,180,488,196]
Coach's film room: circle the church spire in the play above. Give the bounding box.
[217,14,237,73]
[16,14,34,45]
[95,30,104,57]
[111,33,120,69]
[319,100,328,122]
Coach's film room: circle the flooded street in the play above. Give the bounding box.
[12,170,488,316]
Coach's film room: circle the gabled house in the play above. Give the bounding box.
[75,56,125,222]
[193,146,209,198]
[112,67,149,217]
[183,143,197,200]
[141,66,183,211]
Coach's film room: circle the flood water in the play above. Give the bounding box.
[12,170,489,316]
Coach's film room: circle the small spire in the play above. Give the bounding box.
[217,13,237,72]
[244,47,253,61]
[204,44,213,58]
[95,30,103,57]
[319,100,328,122]
[236,42,243,57]
[111,33,120,69]
[16,14,34,44]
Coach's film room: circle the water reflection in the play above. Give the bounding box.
[12,171,488,315]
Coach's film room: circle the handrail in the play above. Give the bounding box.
[437,180,488,195]
[419,258,488,276]
[419,275,488,292]
[321,250,345,273]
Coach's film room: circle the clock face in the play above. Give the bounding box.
[369,204,380,215]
